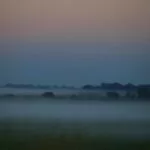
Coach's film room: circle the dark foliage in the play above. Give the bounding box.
[101,82,124,90]
[124,83,136,90]
[137,87,150,99]
[106,92,120,99]
[5,83,35,89]
[125,92,136,99]
[82,85,96,90]
[42,92,55,98]
[4,83,76,90]
[82,82,138,90]
[2,94,15,98]
[82,84,94,90]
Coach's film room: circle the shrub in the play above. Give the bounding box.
[137,87,150,99]
[106,92,120,99]
[42,92,55,98]
[3,94,15,98]
[125,92,136,99]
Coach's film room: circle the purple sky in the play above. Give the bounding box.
[0,0,150,86]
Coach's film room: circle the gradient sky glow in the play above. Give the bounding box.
[0,0,150,86]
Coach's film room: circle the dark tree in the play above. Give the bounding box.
[106,92,120,99]
[137,87,150,99]
[82,85,95,90]
[42,92,55,98]
[2,94,15,98]
[125,92,136,99]
[101,82,124,90]
[124,83,136,90]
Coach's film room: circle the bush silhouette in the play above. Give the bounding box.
[42,92,55,98]
[125,92,136,99]
[106,92,120,99]
[2,94,15,98]
[137,87,150,99]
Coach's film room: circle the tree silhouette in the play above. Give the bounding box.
[42,92,55,98]
[137,87,150,99]
[106,92,120,99]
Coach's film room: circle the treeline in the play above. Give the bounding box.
[82,83,150,90]
[42,87,150,99]
[1,82,150,100]
[1,88,150,100]
[3,83,75,89]
[82,83,150,99]
[4,83,150,91]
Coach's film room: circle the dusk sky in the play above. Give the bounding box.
[0,0,150,86]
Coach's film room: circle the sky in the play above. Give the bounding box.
[0,0,150,86]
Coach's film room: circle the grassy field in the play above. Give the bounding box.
[0,120,150,150]
[1,131,150,150]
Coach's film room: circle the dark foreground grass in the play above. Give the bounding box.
[0,119,150,150]
[0,131,150,150]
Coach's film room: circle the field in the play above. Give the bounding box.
[0,120,150,150]
[1,96,150,150]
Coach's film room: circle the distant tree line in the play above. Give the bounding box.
[82,83,150,91]
[137,86,150,99]
[3,83,75,90]
[82,83,150,99]
[41,88,150,99]
[1,82,150,100]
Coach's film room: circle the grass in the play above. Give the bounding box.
[0,120,150,150]
[0,132,150,150]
